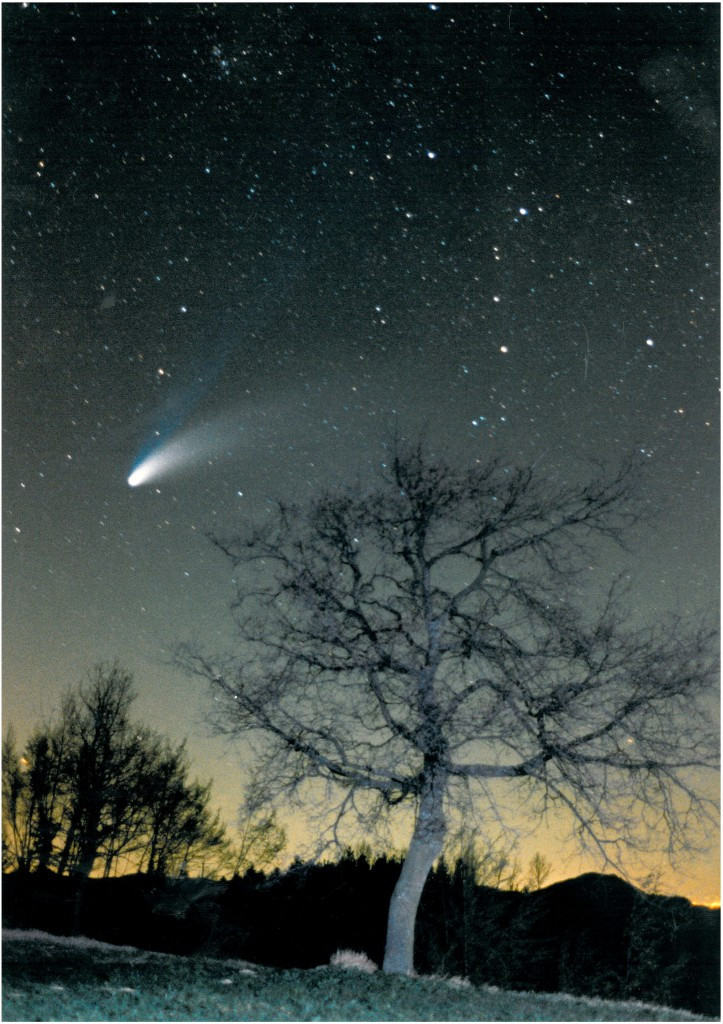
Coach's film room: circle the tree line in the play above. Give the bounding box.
[2,663,285,879]
[4,850,716,1016]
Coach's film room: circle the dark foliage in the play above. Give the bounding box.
[214,853,400,968]
[3,664,227,879]
[3,858,718,1016]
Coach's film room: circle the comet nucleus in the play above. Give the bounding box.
[127,453,167,487]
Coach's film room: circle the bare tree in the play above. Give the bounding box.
[97,725,161,877]
[4,665,230,880]
[444,828,521,889]
[3,723,71,874]
[136,739,227,878]
[525,852,552,891]
[179,445,718,975]
[228,807,286,877]
[56,663,141,877]
[3,728,33,873]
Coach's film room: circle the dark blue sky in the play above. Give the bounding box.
[3,3,719,901]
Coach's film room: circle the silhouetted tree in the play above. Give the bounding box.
[3,728,32,872]
[97,724,162,877]
[444,829,523,890]
[138,739,227,877]
[3,664,229,879]
[228,807,286,877]
[55,663,145,877]
[526,852,552,892]
[179,444,718,975]
[3,724,70,873]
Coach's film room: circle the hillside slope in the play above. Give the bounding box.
[2,930,713,1022]
[4,866,719,1016]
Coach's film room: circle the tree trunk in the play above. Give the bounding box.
[57,819,79,875]
[383,772,446,974]
[75,844,98,878]
[73,814,103,878]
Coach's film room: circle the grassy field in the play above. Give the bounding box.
[2,929,713,1022]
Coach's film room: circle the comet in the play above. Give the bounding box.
[127,417,244,487]
[128,431,208,487]
[127,443,182,486]
[126,325,249,488]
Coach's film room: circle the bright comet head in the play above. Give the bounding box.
[127,461,154,487]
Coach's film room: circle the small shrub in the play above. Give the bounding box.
[330,948,378,973]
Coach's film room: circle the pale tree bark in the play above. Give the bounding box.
[383,772,447,974]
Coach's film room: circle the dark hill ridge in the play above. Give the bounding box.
[3,862,719,1017]
[465,872,719,1012]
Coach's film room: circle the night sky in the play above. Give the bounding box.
[3,3,719,903]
